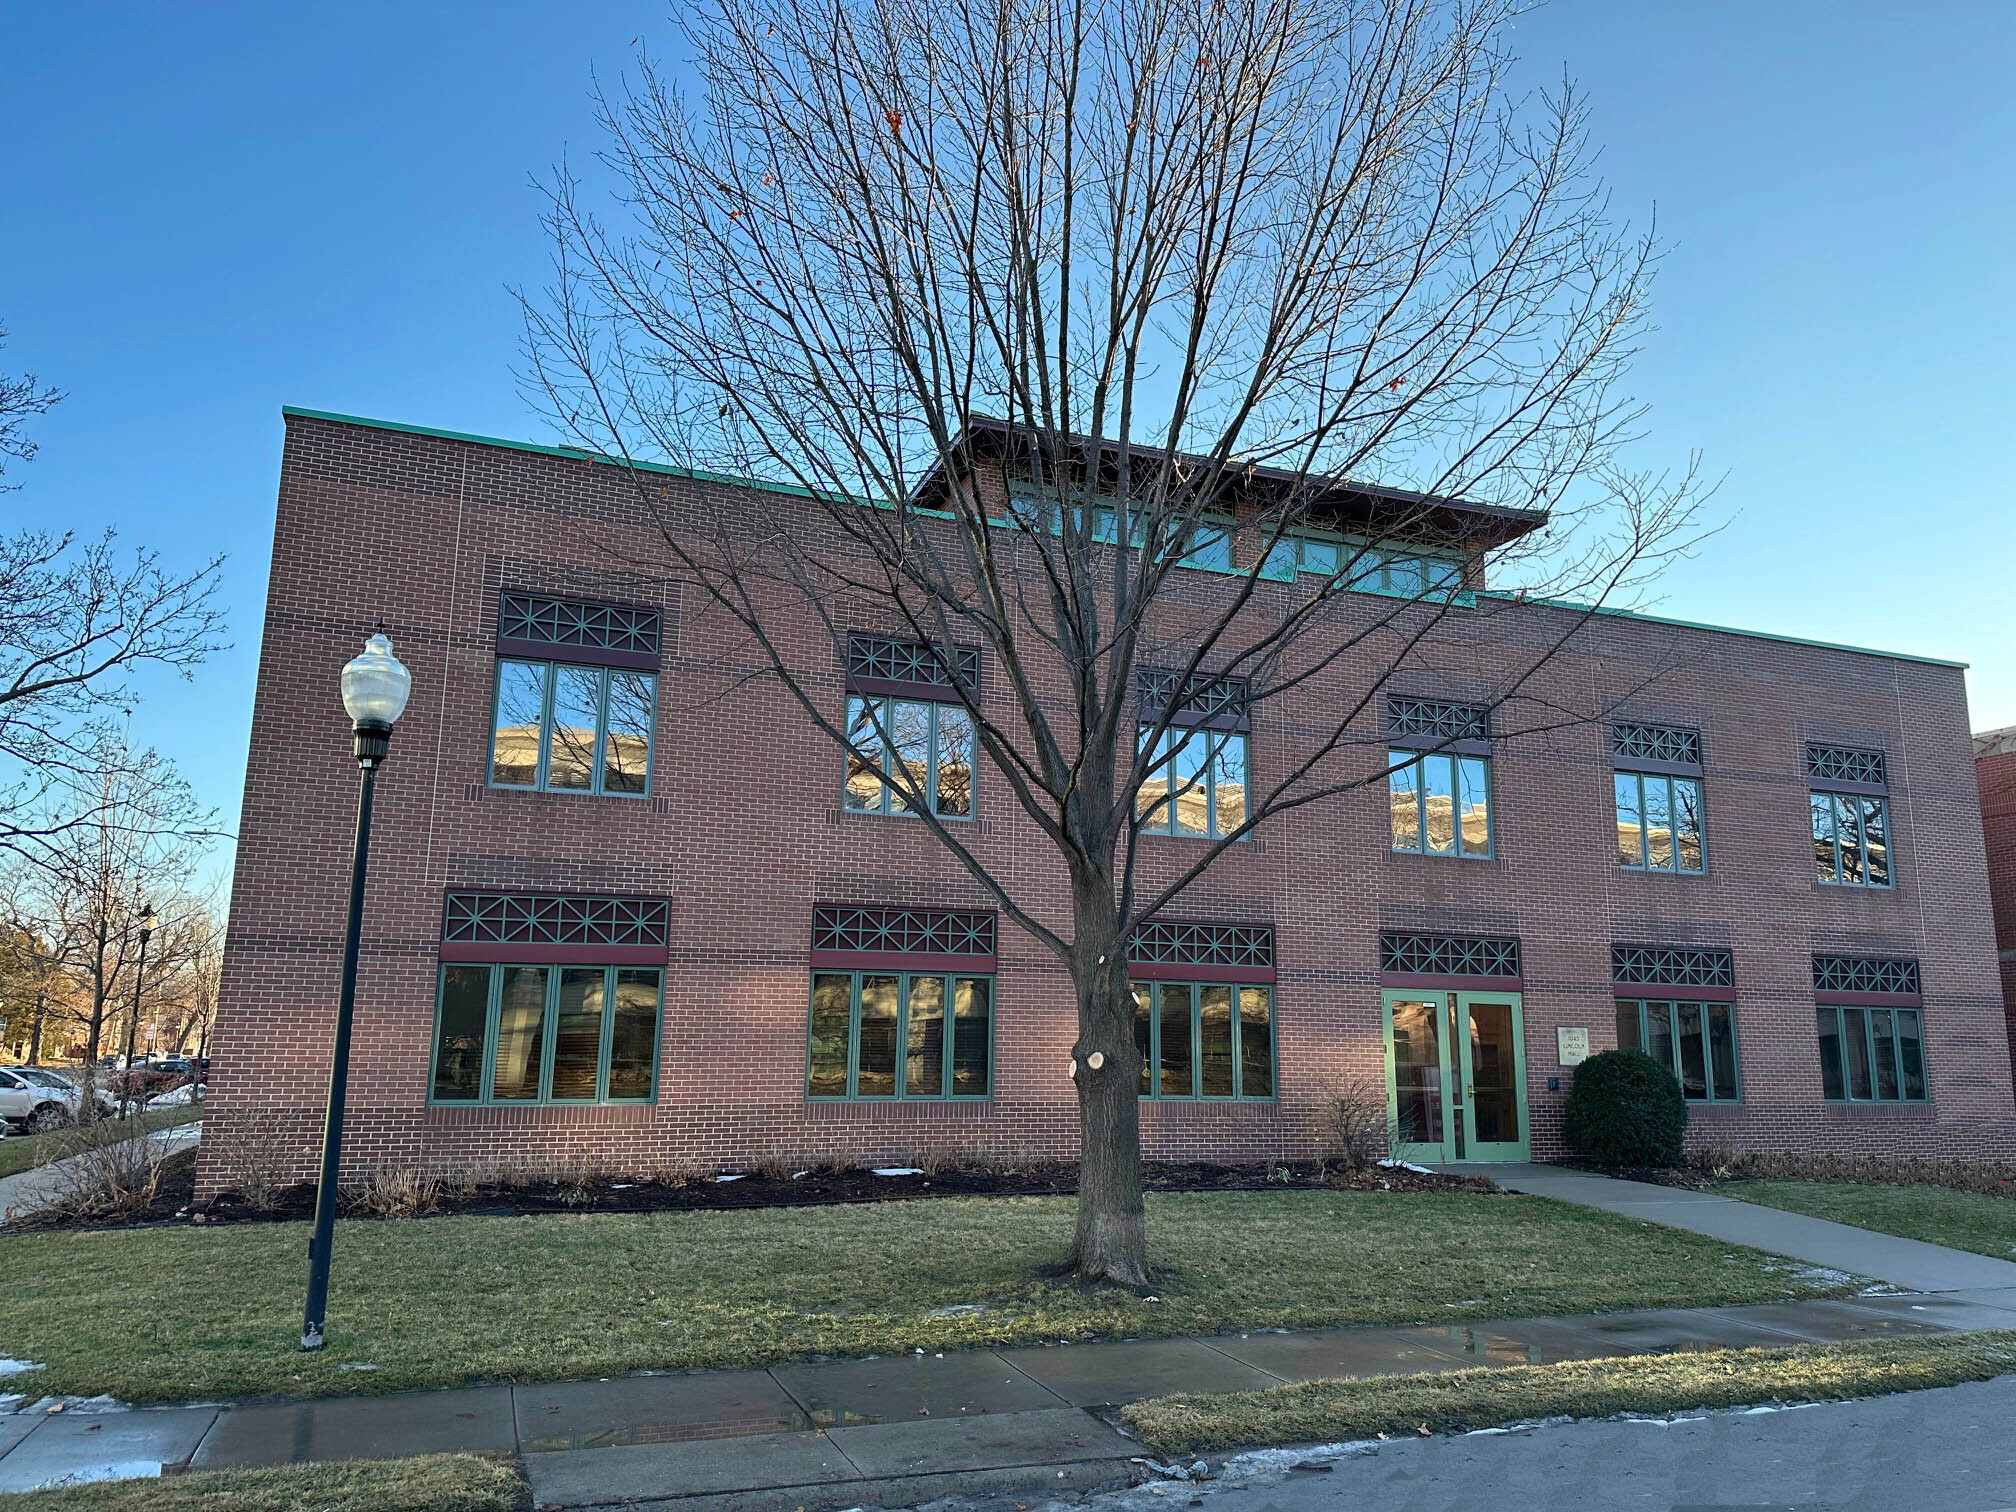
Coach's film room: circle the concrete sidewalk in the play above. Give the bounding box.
[5,1288,2015,1504]
[1489,1163,2016,1293]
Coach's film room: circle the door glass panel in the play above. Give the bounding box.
[608,970,660,1099]
[856,975,899,1096]
[548,665,601,790]
[1390,755,1422,850]
[951,977,990,1095]
[1675,1002,1708,1099]
[808,974,852,1097]
[1389,998,1443,1147]
[1239,987,1273,1097]
[1198,985,1234,1096]
[491,661,547,786]
[1707,1003,1738,1100]
[1896,1010,1925,1099]
[1466,1000,1519,1145]
[1842,1007,1873,1099]
[491,965,549,1100]
[1159,984,1195,1095]
[433,965,491,1101]
[906,975,945,1096]
[550,967,605,1100]
[1422,753,1456,854]
[1871,1010,1900,1100]
[1133,984,1153,1093]
[1614,773,1643,866]
[602,672,654,794]
[1817,1007,1845,1100]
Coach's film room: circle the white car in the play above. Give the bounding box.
[0,1067,118,1132]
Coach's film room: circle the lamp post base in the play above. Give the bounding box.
[300,1323,325,1352]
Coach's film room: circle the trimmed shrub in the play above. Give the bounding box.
[1563,1049,1687,1168]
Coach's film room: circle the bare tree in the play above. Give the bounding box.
[525,0,1706,1284]
[0,323,61,490]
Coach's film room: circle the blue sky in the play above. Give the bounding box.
[4,1,2012,894]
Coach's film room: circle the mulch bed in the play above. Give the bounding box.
[15,1151,1500,1233]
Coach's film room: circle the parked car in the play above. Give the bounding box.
[0,1066,116,1132]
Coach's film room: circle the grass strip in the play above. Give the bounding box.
[1714,1180,2016,1262]
[1122,1330,2016,1455]
[0,1190,1859,1404]
[0,1107,203,1181]
[0,1452,525,1511]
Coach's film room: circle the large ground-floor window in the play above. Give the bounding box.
[1817,1004,1926,1102]
[808,971,992,1099]
[1615,998,1740,1102]
[431,963,662,1104]
[1132,981,1274,1099]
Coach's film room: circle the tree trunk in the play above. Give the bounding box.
[1065,875,1151,1288]
[27,989,45,1065]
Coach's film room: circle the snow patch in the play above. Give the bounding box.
[712,1174,745,1183]
[0,1360,44,1379]
[872,1167,924,1177]
[1377,1158,1435,1174]
[23,1461,164,1490]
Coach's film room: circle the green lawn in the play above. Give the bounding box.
[0,1190,1859,1404]
[0,1106,204,1181]
[1717,1180,2016,1261]
[1124,1330,2016,1453]
[0,1454,524,1512]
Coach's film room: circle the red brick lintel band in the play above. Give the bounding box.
[440,942,667,965]
[1378,972,1522,991]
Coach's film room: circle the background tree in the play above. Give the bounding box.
[0,320,228,871]
[527,0,1705,1284]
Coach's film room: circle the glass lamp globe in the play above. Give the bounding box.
[139,904,159,938]
[340,633,412,731]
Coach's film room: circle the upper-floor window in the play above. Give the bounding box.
[1137,669,1251,839]
[841,635,980,819]
[1613,723,1705,874]
[1388,697,1492,858]
[1266,534,1464,596]
[489,593,661,798]
[491,661,656,796]
[1807,743,1892,888]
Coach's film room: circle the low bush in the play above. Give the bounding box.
[1563,1049,1686,1167]
[1690,1143,2016,1198]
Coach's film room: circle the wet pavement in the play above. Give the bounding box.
[2,1288,2012,1500]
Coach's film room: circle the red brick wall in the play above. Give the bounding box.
[1976,743,2016,1095]
[198,414,2016,1192]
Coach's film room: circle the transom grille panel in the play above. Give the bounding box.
[1388,697,1490,742]
[812,905,996,959]
[1137,668,1251,726]
[1813,955,1921,996]
[499,593,661,657]
[846,635,981,694]
[1379,931,1520,979]
[1807,744,1886,786]
[1612,944,1734,988]
[443,891,670,947]
[1613,723,1702,767]
[1129,920,1274,968]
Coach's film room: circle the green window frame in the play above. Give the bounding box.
[1259,532,1465,597]
[1811,792,1893,887]
[429,963,662,1105]
[843,695,976,819]
[489,659,656,797]
[1137,725,1250,839]
[1615,771,1706,873]
[807,971,993,1099]
[1389,748,1492,858]
[1817,1004,1927,1102]
[1615,999,1740,1102]
[1131,981,1275,1099]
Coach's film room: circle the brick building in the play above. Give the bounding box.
[1975,725,2016,1092]
[199,409,2015,1190]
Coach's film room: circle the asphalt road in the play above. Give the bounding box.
[1009,1376,2016,1512]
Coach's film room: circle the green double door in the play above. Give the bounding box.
[1381,990,1529,1163]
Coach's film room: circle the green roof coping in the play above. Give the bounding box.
[1478,591,1967,671]
[282,407,1967,673]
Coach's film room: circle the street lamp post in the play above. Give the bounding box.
[301,631,411,1353]
[120,905,158,1121]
